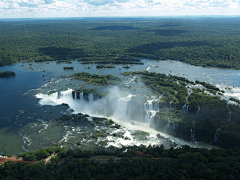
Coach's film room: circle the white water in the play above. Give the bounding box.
[144,96,160,124]
[35,87,216,149]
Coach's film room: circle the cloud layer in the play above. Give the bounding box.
[0,0,240,18]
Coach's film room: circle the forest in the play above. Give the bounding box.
[1,17,240,68]
[1,145,240,180]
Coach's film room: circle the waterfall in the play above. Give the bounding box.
[166,120,170,129]
[169,102,172,108]
[227,112,231,121]
[80,92,83,100]
[88,93,94,103]
[190,121,195,141]
[182,104,188,114]
[226,103,231,121]
[197,107,200,116]
[112,95,133,120]
[144,97,160,124]
[213,129,220,142]
[172,121,175,130]
[57,91,61,99]
[72,91,78,100]
[190,128,195,141]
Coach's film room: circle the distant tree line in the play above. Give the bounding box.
[1,18,240,69]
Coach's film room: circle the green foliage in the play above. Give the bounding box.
[63,66,74,70]
[1,18,240,69]
[195,80,220,91]
[96,65,115,68]
[70,72,122,86]
[2,145,240,180]
[230,97,240,104]
[19,146,65,161]
[0,71,15,78]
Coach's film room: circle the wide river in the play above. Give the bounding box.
[0,59,239,154]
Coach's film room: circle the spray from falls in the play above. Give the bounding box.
[36,87,164,128]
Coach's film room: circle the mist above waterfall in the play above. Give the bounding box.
[36,86,147,123]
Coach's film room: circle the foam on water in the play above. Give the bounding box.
[35,86,217,149]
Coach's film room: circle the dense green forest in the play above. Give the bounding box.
[1,145,240,180]
[1,17,240,68]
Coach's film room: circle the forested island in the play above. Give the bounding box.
[0,71,15,78]
[70,72,122,86]
[1,17,240,69]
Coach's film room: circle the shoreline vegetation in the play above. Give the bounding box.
[0,17,240,69]
[1,145,240,179]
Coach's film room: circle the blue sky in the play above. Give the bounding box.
[0,0,240,18]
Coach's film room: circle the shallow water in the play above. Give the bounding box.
[0,59,240,154]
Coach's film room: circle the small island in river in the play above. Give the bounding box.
[0,71,15,78]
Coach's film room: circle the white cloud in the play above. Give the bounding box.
[0,0,239,18]
[84,0,115,5]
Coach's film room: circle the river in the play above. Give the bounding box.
[0,59,239,154]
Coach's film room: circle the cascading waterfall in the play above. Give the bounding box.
[227,112,231,121]
[190,121,195,141]
[167,120,170,129]
[197,107,201,116]
[80,92,83,100]
[172,121,175,130]
[213,128,220,142]
[144,96,160,124]
[182,104,188,113]
[226,104,231,121]
[114,97,130,119]
[57,91,61,99]
[88,93,94,103]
